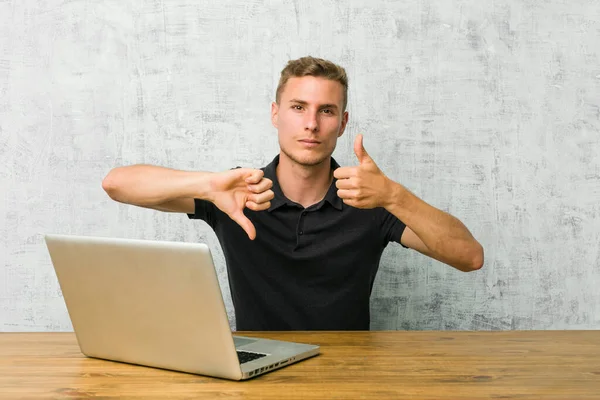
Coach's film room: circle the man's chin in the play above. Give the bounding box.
[282,149,330,167]
[298,158,328,167]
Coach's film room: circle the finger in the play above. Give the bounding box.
[337,189,357,200]
[335,178,357,189]
[230,210,256,240]
[333,166,356,180]
[246,200,271,212]
[335,178,355,190]
[248,190,275,204]
[244,169,264,184]
[354,134,372,164]
[247,178,273,193]
[341,198,358,208]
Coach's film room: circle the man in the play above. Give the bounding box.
[102,56,483,331]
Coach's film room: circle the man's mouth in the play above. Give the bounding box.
[299,139,320,144]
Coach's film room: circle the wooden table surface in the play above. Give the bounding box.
[1,331,599,399]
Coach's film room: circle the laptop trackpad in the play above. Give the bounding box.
[233,336,258,348]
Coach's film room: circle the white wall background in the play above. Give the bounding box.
[1,0,599,331]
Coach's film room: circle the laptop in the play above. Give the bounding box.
[44,234,320,380]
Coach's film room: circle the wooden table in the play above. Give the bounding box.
[1,331,599,399]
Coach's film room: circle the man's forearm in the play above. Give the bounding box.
[102,165,214,206]
[384,180,483,269]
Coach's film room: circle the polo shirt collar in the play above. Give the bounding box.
[263,155,343,212]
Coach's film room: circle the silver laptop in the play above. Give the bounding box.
[44,234,319,380]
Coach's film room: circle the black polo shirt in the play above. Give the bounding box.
[188,155,406,330]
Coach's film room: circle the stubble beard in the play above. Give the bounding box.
[280,145,333,168]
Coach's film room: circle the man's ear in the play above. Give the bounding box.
[271,102,279,128]
[338,111,349,137]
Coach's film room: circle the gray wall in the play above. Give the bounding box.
[1,0,599,332]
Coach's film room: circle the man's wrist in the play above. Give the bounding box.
[187,171,216,203]
[382,179,410,213]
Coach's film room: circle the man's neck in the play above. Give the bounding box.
[276,153,333,209]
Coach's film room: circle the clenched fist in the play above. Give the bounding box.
[209,168,274,240]
[334,134,392,209]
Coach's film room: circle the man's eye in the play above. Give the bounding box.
[292,105,303,110]
[322,109,332,114]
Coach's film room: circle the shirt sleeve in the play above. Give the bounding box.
[186,166,240,229]
[381,209,408,248]
[187,198,218,229]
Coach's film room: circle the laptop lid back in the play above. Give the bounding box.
[45,234,243,380]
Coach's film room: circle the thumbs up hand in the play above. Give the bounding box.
[333,134,392,209]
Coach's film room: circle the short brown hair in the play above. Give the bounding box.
[276,56,349,111]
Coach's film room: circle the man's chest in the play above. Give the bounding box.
[246,207,384,259]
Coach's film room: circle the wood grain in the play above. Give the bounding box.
[1,331,599,399]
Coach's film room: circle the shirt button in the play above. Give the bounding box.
[299,231,303,235]
[302,211,307,216]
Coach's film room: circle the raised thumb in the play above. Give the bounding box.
[354,134,371,164]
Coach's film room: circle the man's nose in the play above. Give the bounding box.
[304,111,319,132]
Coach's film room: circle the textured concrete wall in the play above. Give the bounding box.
[1,0,599,331]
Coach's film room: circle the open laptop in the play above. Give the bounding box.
[44,234,319,380]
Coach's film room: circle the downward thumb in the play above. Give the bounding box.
[231,211,256,240]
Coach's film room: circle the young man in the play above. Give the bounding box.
[102,56,484,331]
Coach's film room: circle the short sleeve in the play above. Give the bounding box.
[187,198,218,229]
[187,166,241,229]
[381,209,408,248]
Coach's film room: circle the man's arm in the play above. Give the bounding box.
[334,134,484,272]
[102,165,213,213]
[385,184,483,272]
[101,164,274,240]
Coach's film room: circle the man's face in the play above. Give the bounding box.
[271,76,349,167]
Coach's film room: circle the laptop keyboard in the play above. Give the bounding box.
[237,350,267,364]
